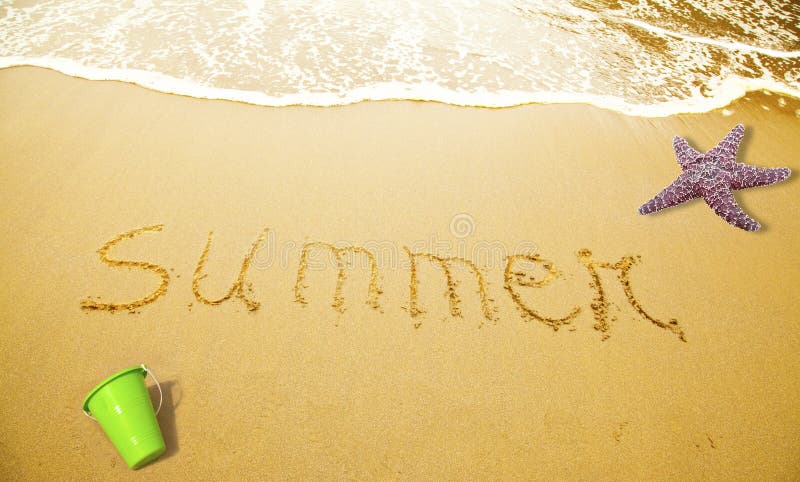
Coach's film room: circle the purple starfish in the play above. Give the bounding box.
[638,124,791,231]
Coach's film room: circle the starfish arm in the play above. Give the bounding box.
[707,124,745,160]
[673,136,701,169]
[638,172,700,215]
[702,184,761,231]
[731,164,791,190]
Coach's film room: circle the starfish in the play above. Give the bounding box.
[638,124,791,231]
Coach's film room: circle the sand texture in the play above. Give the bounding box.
[1,66,799,479]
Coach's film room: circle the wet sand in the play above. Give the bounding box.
[1,66,798,479]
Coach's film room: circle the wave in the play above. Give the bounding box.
[2,56,797,117]
[610,16,800,60]
[1,0,798,117]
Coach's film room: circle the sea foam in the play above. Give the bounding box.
[1,0,798,117]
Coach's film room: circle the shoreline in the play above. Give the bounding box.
[3,61,800,117]
[1,65,798,479]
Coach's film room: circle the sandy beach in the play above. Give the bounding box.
[1,65,799,479]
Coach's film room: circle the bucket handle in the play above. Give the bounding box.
[83,364,163,421]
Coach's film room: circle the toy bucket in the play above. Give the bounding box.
[82,364,166,469]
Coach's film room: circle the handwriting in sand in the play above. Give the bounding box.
[81,224,685,342]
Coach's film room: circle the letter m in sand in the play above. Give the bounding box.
[403,247,495,328]
[294,242,382,313]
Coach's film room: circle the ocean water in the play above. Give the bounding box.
[0,0,798,116]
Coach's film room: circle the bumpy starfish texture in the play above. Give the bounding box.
[639,124,791,231]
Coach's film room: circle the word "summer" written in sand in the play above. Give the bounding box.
[81,225,686,342]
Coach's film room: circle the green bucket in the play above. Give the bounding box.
[83,364,166,469]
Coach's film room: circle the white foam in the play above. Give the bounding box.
[612,16,800,59]
[2,55,797,118]
[1,1,798,117]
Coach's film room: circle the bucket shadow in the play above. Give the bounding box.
[149,380,181,461]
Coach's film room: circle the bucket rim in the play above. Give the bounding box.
[82,366,147,414]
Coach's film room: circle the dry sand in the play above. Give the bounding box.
[1,66,799,479]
